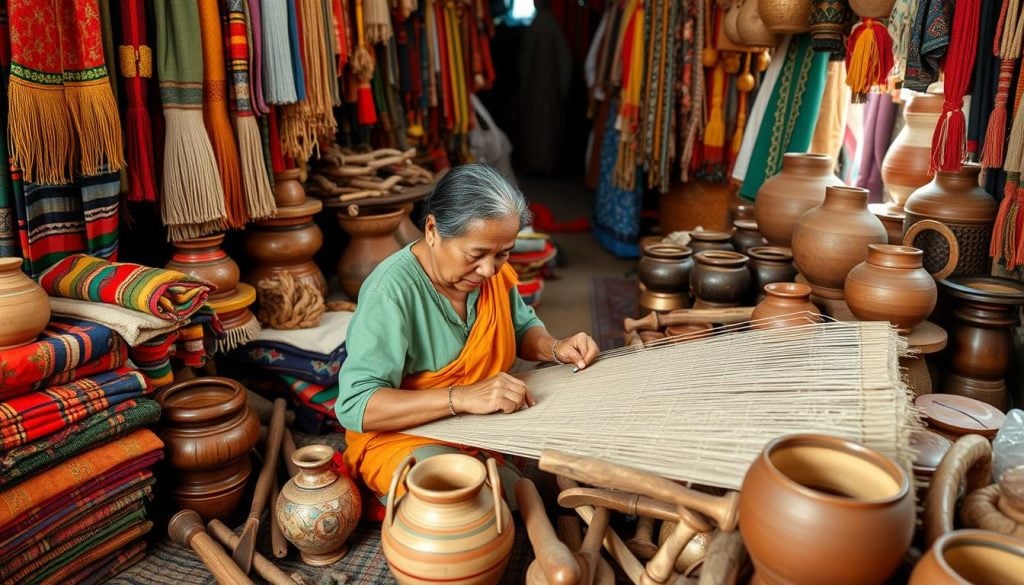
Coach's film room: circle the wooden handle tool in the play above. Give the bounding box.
[168,510,253,585]
[208,519,296,585]
[624,307,754,333]
[626,516,659,561]
[270,475,287,558]
[516,478,582,585]
[282,429,300,477]
[556,476,645,584]
[233,398,287,572]
[557,487,709,530]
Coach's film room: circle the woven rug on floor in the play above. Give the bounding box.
[590,276,639,350]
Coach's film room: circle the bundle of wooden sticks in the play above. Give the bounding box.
[310,146,434,203]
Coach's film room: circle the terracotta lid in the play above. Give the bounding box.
[915,394,1005,438]
[905,320,947,354]
[274,197,323,219]
[940,276,1024,306]
[910,429,953,476]
[733,219,759,231]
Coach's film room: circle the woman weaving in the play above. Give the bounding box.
[335,164,599,501]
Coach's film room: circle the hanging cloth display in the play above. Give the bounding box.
[118,0,157,203]
[733,35,791,185]
[929,0,981,173]
[246,0,271,114]
[0,8,20,259]
[352,0,378,125]
[261,0,299,104]
[809,60,850,158]
[7,0,125,185]
[677,0,704,183]
[613,0,645,190]
[981,0,1024,168]
[904,0,952,92]
[854,93,897,202]
[991,59,1024,264]
[888,0,919,87]
[280,0,338,160]
[364,0,395,45]
[594,97,644,258]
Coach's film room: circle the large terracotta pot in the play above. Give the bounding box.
[165,234,240,300]
[689,231,735,254]
[751,282,821,329]
[382,454,514,585]
[157,377,261,521]
[740,434,915,585]
[336,206,404,300]
[732,220,766,254]
[277,445,362,565]
[0,257,50,349]
[395,202,423,247]
[243,198,327,294]
[903,163,997,280]
[844,244,937,333]
[792,186,888,299]
[638,245,694,294]
[755,153,844,247]
[690,250,751,308]
[910,529,1024,585]
[881,91,943,210]
[748,246,797,302]
[758,0,811,33]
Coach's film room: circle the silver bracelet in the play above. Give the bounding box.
[448,386,458,417]
[551,339,566,365]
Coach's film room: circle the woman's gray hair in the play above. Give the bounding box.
[423,163,531,238]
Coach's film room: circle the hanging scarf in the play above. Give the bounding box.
[118,0,157,203]
[809,0,853,59]
[245,0,270,114]
[224,0,276,222]
[364,0,395,45]
[888,0,919,86]
[929,0,981,173]
[679,0,704,182]
[614,0,645,190]
[261,0,299,104]
[6,0,125,186]
[981,0,1024,168]
[904,0,952,92]
[809,59,851,159]
[154,0,228,242]
[594,96,644,258]
[280,0,338,161]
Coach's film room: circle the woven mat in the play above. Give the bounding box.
[590,276,639,350]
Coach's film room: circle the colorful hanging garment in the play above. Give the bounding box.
[809,60,850,158]
[810,0,853,59]
[154,0,228,242]
[0,7,19,258]
[888,0,919,86]
[642,0,679,191]
[280,0,338,160]
[980,0,1024,168]
[594,97,644,258]
[904,0,952,92]
[929,0,981,173]
[245,0,270,114]
[733,36,791,185]
[992,57,1024,265]
[613,0,645,190]
[6,0,125,185]
[260,0,298,104]
[118,0,157,203]
[678,0,703,182]
[854,92,897,202]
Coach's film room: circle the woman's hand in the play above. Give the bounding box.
[554,332,600,370]
[451,372,536,415]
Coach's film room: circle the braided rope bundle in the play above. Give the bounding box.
[256,271,326,330]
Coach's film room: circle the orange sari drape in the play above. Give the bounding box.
[343,264,519,497]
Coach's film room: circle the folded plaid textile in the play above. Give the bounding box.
[1,351,128,402]
[229,341,347,385]
[30,518,153,585]
[0,399,161,489]
[280,375,340,419]
[0,367,149,451]
[0,317,126,401]
[72,541,147,585]
[129,332,177,389]
[38,254,213,321]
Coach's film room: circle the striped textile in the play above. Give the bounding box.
[0,368,149,451]
[73,541,147,585]
[1,352,128,402]
[0,316,127,401]
[229,341,347,385]
[280,375,340,419]
[225,0,255,114]
[129,333,177,389]
[30,518,152,585]
[38,254,212,321]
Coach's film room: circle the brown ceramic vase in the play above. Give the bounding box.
[274,169,306,207]
[277,445,362,565]
[688,231,735,254]
[165,234,239,300]
[755,153,844,247]
[792,186,888,300]
[690,251,751,308]
[747,246,797,302]
[880,91,944,209]
[740,434,914,585]
[903,163,997,280]
[638,245,694,293]
[381,454,515,585]
[0,257,50,349]
[243,198,327,295]
[394,202,423,246]
[910,529,1024,585]
[732,220,766,254]
[869,203,906,244]
[336,206,404,300]
[751,282,820,330]
[157,377,261,521]
[844,244,937,333]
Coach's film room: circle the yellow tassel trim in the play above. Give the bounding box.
[8,79,75,184]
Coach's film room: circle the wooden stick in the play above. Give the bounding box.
[168,510,253,585]
[234,399,288,572]
[323,165,375,178]
[207,519,296,585]
[368,154,411,169]
[624,308,754,333]
[697,531,749,585]
[626,516,659,561]
[557,487,710,530]
[557,476,645,584]
[579,507,611,585]
[246,391,296,426]
[282,429,300,478]
[270,475,287,558]
[338,189,383,202]
[515,479,582,585]
[646,518,699,585]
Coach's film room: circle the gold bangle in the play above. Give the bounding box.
[551,339,566,365]
[448,386,458,417]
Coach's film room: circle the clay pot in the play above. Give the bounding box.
[881,91,944,210]
[903,163,998,280]
[277,445,362,565]
[665,322,714,342]
[792,186,888,300]
[244,198,327,295]
[751,282,820,329]
[336,206,404,300]
[0,257,50,349]
[869,203,906,244]
[910,529,1024,585]
[740,434,915,585]
[757,0,811,33]
[157,377,261,521]
[755,153,845,247]
[690,251,751,308]
[689,231,735,254]
[850,0,896,18]
[274,169,306,207]
[638,245,694,293]
[638,283,690,314]
[394,202,423,247]
[747,246,797,302]
[844,244,937,333]
[165,234,240,300]
[732,220,766,254]
[382,454,514,585]
[737,0,781,47]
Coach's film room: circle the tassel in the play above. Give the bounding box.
[1007,187,1024,269]
[160,109,227,241]
[7,79,75,184]
[703,63,726,163]
[352,0,378,125]
[931,110,968,173]
[65,80,127,178]
[262,0,299,104]
[929,0,982,173]
[845,18,895,100]
[235,116,277,220]
[213,311,261,353]
[991,172,1017,260]
[363,0,393,45]
[981,60,1014,168]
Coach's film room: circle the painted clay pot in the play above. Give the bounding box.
[903,163,997,280]
[737,0,780,47]
[792,186,888,299]
[688,231,735,254]
[740,434,915,585]
[157,377,261,521]
[844,244,937,333]
[881,91,944,209]
[755,153,844,247]
[336,206,404,300]
[244,198,327,295]
[0,257,50,349]
[751,282,820,330]
[638,245,694,293]
[732,220,766,254]
[910,529,1024,585]
[757,0,811,33]
[690,251,751,308]
[747,246,797,302]
[277,445,362,565]
[274,169,306,207]
[165,234,240,300]
[850,0,896,19]
[382,454,514,585]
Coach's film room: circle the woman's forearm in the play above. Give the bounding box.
[360,386,455,431]
[517,326,559,362]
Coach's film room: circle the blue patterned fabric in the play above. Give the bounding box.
[592,97,643,258]
[227,341,347,385]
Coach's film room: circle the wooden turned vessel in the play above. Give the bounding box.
[206,282,257,332]
[0,257,50,349]
[157,377,261,521]
[394,203,423,247]
[274,169,307,207]
[901,321,947,397]
[939,276,1024,411]
[910,529,1024,584]
[881,91,944,210]
[164,234,240,300]
[748,246,797,303]
[244,198,327,295]
[755,153,844,247]
[336,206,404,300]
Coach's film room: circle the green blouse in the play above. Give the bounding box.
[334,245,544,432]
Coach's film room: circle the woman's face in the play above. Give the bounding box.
[425,214,520,293]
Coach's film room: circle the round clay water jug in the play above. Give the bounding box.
[792,186,888,299]
[382,454,514,585]
[638,245,694,294]
[844,244,937,333]
[277,445,362,565]
[690,250,751,308]
[755,153,844,247]
[903,163,997,280]
[0,257,50,349]
[688,231,735,254]
[732,220,767,254]
[881,91,944,209]
[748,246,797,302]
[758,0,811,34]
[751,282,821,329]
[740,434,915,585]
[165,234,239,300]
[910,529,1024,585]
[336,206,404,300]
